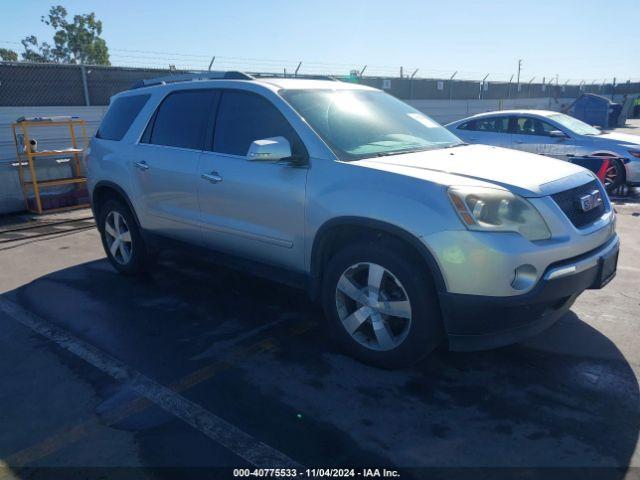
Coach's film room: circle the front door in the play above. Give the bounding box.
[510,116,575,160]
[197,89,309,271]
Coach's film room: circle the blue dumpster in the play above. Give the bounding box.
[566,93,622,128]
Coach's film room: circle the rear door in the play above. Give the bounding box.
[510,115,575,160]
[131,89,218,244]
[197,89,309,271]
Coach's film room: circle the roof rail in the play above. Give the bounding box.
[130,70,254,89]
[250,73,339,82]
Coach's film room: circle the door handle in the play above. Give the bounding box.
[134,160,149,171]
[201,171,223,184]
[515,140,525,144]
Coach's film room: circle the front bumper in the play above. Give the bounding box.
[439,234,619,351]
[624,157,640,184]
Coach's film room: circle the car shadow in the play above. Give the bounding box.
[3,251,639,478]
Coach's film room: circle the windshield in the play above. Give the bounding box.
[280,89,463,160]
[547,112,601,136]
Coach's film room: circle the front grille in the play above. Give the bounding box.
[551,180,607,229]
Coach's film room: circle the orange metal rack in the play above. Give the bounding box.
[11,117,89,214]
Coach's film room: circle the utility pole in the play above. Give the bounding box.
[516,59,522,90]
[208,56,216,71]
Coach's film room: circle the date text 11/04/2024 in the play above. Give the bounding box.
[232,469,401,477]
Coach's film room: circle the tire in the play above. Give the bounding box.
[600,157,625,193]
[98,198,149,275]
[321,238,444,369]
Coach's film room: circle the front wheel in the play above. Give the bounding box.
[98,198,149,275]
[321,239,444,368]
[601,158,625,192]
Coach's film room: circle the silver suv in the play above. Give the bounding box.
[88,72,619,368]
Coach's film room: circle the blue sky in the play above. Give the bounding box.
[1,0,638,82]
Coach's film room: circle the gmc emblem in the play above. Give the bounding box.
[579,190,603,212]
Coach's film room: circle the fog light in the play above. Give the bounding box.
[512,264,537,291]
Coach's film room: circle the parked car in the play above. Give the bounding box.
[446,110,640,191]
[88,73,619,368]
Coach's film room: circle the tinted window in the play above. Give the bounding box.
[148,90,217,149]
[97,94,150,141]
[213,91,304,157]
[466,116,509,133]
[514,116,558,136]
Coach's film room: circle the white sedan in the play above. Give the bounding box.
[446,110,640,191]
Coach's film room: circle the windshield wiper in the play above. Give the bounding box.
[375,147,431,157]
[444,142,469,148]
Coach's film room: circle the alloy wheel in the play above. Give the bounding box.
[335,262,412,351]
[104,211,133,265]
[603,163,619,190]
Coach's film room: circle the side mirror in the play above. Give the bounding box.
[247,136,292,162]
[549,130,568,139]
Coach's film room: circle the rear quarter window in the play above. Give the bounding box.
[96,94,150,141]
[458,120,476,131]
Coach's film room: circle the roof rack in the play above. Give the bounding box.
[250,73,339,82]
[130,71,254,89]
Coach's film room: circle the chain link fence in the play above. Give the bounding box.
[3,61,640,107]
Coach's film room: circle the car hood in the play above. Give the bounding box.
[592,131,640,148]
[352,144,593,197]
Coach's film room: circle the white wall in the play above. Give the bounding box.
[406,97,571,124]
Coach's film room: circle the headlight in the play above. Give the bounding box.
[448,186,551,241]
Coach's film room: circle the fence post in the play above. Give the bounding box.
[80,65,90,106]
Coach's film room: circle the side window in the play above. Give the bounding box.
[515,117,536,135]
[146,90,217,149]
[96,94,150,141]
[514,116,557,136]
[476,116,509,133]
[538,120,560,136]
[492,116,510,133]
[213,90,304,157]
[458,120,476,131]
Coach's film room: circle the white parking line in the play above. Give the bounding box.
[0,298,302,469]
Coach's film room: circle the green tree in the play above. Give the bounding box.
[0,48,18,61]
[21,5,110,65]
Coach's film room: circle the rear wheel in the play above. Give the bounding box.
[321,239,444,368]
[98,198,149,275]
